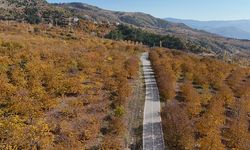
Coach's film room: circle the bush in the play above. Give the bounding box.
[114,106,125,117]
[125,56,139,79]
[25,7,42,24]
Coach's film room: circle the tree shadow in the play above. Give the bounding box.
[129,125,143,150]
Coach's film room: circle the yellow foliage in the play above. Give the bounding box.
[0,21,144,149]
[151,48,250,150]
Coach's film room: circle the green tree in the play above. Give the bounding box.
[25,7,42,24]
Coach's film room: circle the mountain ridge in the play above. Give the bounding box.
[165,18,250,40]
[54,2,190,30]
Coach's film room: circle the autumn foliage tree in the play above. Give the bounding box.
[196,95,226,150]
[150,48,250,150]
[162,102,195,150]
[0,22,144,149]
[181,81,202,117]
[150,50,176,101]
[125,56,139,79]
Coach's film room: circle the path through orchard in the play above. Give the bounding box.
[141,52,165,150]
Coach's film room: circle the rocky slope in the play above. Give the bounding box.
[55,3,188,29]
[0,0,70,25]
[0,0,47,20]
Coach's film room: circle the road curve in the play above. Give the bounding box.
[141,52,165,150]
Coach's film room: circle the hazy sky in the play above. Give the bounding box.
[47,0,250,21]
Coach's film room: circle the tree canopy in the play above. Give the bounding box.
[106,24,185,49]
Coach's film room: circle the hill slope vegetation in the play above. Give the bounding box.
[0,1,250,58]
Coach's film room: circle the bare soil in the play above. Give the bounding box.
[125,67,145,150]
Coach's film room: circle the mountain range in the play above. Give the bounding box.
[165,18,250,40]
[0,1,250,58]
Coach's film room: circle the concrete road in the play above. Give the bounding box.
[141,52,165,150]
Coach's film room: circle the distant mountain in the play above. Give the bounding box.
[165,18,250,40]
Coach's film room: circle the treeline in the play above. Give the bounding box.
[150,48,250,150]
[105,24,185,50]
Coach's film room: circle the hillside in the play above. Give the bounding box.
[0,1,250,149]
[54,3,186,29]
[1,1,250,58]
[0,0,71,25]
[165,18,250,40]
[0,0,47,20]
[56,3,250,59]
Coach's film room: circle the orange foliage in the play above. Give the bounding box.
[0,22,144,149]
[150,48,250,150]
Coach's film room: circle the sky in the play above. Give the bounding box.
[47,0,250,21]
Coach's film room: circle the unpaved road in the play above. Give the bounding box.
[141,52,165,150]
[126,70,144,150]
